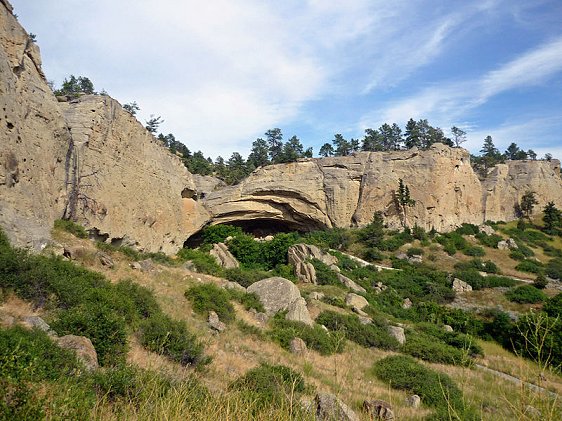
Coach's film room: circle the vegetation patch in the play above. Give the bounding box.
[505,285,547,304]
[54,218,88,238]
[185,283,236,323]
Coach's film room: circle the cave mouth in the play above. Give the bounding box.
[183,218,311,248]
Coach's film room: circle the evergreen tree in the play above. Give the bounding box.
[247,138,270,169]
[379,123,403,150]
[123,101,140,116]
[505,142,528,160]
[520,191,538,220]
[332,134,352,156]
[225,152,248,185]
[404,118,422,149]
[145,115,164,134]
[54,75,95,97]
[319,143,334,157]
[543,202,561,234]
[279,135,305,163]
[362,128,383,151]
[395,179,416,227]
[451,126,467,147]
[480,135,500,158]
[265,128,283,163]
[527,149,537,160]
[358,211,385,247]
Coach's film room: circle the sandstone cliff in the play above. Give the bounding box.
[0,1,69,249]
[203,144,562,233]
[0,0,209,253]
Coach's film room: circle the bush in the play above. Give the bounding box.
[310,258,340,286]
[416,323,483,356]
[462,245,485,257]
[185,283,236,323]
[412,302,484,335]
[533,274,548,289]
[544,293,562,317]
[455,223,480,236]
[54,219,88,238]
[401,333,470,366]
[51,302,128,366]
[303,228,353,250]
[224,267,269,288]
[515,259,543,274]
[475,232,503,248]
[372,355,471,417]
[509,250,526,261]
[316,311,399,350]
[229,363,306,408]
[546,258,562,280]
[177,248,224,276]
[227,233,298,270]
[269,316,344,355]
[406,247,424,257]
[114,279,160,321]
[226,289,265,313]
[201,224,244,245]
[139,314,208,367]
[505,285,547,304]
[454,258,498,274]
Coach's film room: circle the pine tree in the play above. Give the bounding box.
[543,202,561,233]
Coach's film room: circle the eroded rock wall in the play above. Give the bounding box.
[0,1,69,249]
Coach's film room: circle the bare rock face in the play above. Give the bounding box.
[0,2,69,250]
[289,337,307,355]
[363,400,395,420]
[59,95,210,254]
[210,242,239,268]
[288,244,337,283]
[56,334,98,371]
[338,273,366,294]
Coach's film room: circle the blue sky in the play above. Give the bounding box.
[11,0,562,160]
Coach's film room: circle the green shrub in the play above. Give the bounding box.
[139,314,208,367]
[303,228,353,250]
[402,333,470,366]
[406,247,424,257]
[475,232,503,248]
[416,323,483,356]
[462,245,485,257]
[227,233,298,270]
[201,224,244,245]
[546,258,562,280]
[505,285,547,304]
[54,218,88,238]
[509,250,526,261]
[51,302,128,366]
[177,248,224,276]
[316,311,399,350]
[533,274,548,289]
[455,258,498,274]
[226,289,265,313]
[372,355,472,417]
[361,247,384,262]
[515,259,543,274]
[455,223,480,236]
[224,267,269,288]
[320,295,347,308]
[544,293,562,317]
[310,258,340,286]
[185,283,235,323]
[443,242,456,256]
[412,302,484,335]
[269,316,344,355]
[114,279,160,320]
[229,363,306,408]
[412,224,428,241]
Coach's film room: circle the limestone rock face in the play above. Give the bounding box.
[0,1,69,249]
[59,95,210,254]
[452,278,473,293]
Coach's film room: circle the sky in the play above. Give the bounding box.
[11,0,562,160]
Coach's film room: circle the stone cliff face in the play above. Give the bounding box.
[59,95,210,254]
[0,1,70,249]
[0,0,208,253]
[203,145,562,233]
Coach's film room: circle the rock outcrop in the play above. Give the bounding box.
[202,145,562,234]
[210,242,239,268]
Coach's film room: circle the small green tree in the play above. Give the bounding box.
[319,143,334,157]
[358,211,385,248]
[543,202,561,234]
[395,179,416,228]
[451,126,467,147]
[54,75,95,97]
[123,101,140,116]
[145,115,163,134]
[520,190,538,220]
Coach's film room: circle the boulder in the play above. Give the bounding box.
[308,291,325,301]
[345,293,369,310]
[452,278,472,293]
[222,281,246,292]
[402,298,413,309]
[294,261,317,284]
[406,394,421,408]
[247,277,301,315]
[443,324,454,332]
[388,325,406,345]
[497,238,518,250]
[290,337,307,355]
[288,244,338,283]
[315,393,360,421]
[97,252,114,268]
[208,311,226,332]
[363,399,394,420]
[131,259,154,272]
[286,297,314,326]
[337,273,366,294]
[56,335,98,371]
[22,316,56,336]
[479,225,496,236]
[209,242,239,269]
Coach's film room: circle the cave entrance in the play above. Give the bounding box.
[183,218,310,248]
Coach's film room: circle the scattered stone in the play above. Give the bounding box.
[358,316,372,325]
[247,277,301,315]
[286,297,314,326]
[352,307,369,317]
[320,325,329,332]
[330,264,341,273]
[363,399,394,420]
[290,337,307,355]
[48,242,65,257]
[309,291,325,301]
[479,224,496,236]
[315,393,360,421]
[452,278,473,293]
[252,310,269,325]
[408,254,423,264]
[208,311,226,332]
[345,293,369,310]
[97,252,114,268]
[406,394,421,408]
[22,316,56,336]
[63,245,87,260]
[294,261,317,283]
[222,281,246,292]
[263,235,274,242]
[288,244,338,283]
[498,238,518,251]
[130,259,154,272]
[396,252,408,260]
[524,405,542,419]
[209,242,239,269]
[443,324,454,332]
[338,273,366,294]
[183,260,197,271]
[56,335,98,371]
[388,325,406,345]
[402,298,412,309]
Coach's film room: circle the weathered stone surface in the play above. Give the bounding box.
[289,337,307,355]
[308,291,325,301]
[286,297,314,326]
[388,325,406,345]
[97,252,114,268]
[208,311,226,332]
[363,399,394,420]
[406,394,421,408]
[247,277,301,315]
[56,335,98,371]
[288,244,338,283]
[22,316,55,336]
[210,242,239,269]
[443,324,454,332]
[498,238,518,250]
[338,273,366,293]
[345,293,369,310]
[402,298,413,309]
[294,261,317,283]
[452,278,473,293]
[131,259,154,272]
[222,281,246,292]
[479,224,496,236]
[315,393,359,421]
[192,174,226,199]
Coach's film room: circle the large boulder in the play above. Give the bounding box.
[337,273,366,294]
[286,297,313,326]
[345,293,369,310]
[288,244,337,283]
[247,277,301,315]
[315,392,359,421]
[294,261,317,284]
[363,400,394,420]
[56,335,98,371]
[209,242,239,269]
[388,326,406,345]
[452,278,473,293]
